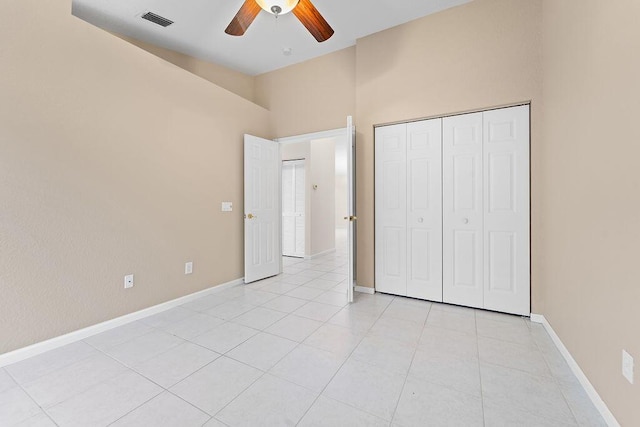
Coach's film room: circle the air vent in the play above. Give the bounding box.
[141,12,174,27]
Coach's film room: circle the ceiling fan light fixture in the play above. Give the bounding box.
[255,0,299,16]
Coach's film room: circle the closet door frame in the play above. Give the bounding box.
[374,103,531,316]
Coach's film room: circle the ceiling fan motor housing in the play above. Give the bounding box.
[255,0,299,15]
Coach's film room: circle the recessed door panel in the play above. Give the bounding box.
[409,229,430,282]
[453,230,478,287]
[383,162,403,210]
[453,156,477,211]
[383,227,404,277]
[443,112,483,309]
[483,105,530,315]
[406,119,442,301]
[409,158,430,211]
[488,153,515,213]
[375,124,407,296]
[488,231,516,292]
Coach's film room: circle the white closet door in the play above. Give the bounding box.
[443,112,484,308]
[483,106,530,315]
[406,119,443,301]
[375,124,407,296]
[282,161,305,258]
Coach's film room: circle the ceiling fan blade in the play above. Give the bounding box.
[292,0,334,42]
[225,0,262,36]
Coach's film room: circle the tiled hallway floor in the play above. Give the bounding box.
[1,248,606,426]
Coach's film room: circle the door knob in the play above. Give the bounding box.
[462,218,469,224]
[344,216,358,221]
[246,213,256,219]
[418,217,424,223]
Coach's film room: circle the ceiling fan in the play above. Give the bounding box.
[225,0,334,43]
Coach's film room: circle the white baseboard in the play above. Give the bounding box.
[530,314,620,427]
[304,248,336,260]
[0,278,244,368]
[354,286,375,295]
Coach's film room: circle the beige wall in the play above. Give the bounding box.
[117,35,258,105]
[255,47,356,137]
[309,138,336,255]
[355,0,543,302]
[540,0,640,424]
[0,0,271,353]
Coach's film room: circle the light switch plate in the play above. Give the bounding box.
[185,262,193,275]
[623,350,634,384]
[221,202,233,212]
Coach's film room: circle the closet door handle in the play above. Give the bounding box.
[462,218,469,224]
[417,217,424,223]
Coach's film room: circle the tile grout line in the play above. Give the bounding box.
[530,322,582,426]
[388,300,433,425]
[479,316,583,426]
[3,367,61,427]
[202,281,345,423]
[475,309,487,427]
[294,294,395,426]
[85,316,270,425]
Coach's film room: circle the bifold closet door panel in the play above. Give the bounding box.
[406,120,443,301]
[483,106,530,315]
[442,112,484,309]
[282,161,305,258]
[375,124,407,296]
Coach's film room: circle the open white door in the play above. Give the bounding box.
[346,116,356,303]
[244,134,281,283]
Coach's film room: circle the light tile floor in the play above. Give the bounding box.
[0,246,606,426]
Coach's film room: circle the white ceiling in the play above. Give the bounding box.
[72,0,471,76]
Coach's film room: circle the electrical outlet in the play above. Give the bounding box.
[185,262,193,275]
[622,350,634,384]
[124,274,134,289]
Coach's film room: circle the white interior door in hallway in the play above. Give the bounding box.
[282,160,305,258]
[244,134,281,283]
[375,105,530,315]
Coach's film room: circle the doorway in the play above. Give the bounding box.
[280,133,348,261]
[244,118,355,301]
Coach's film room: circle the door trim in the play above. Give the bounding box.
[373,102,531,129]
[276,127,349,144]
